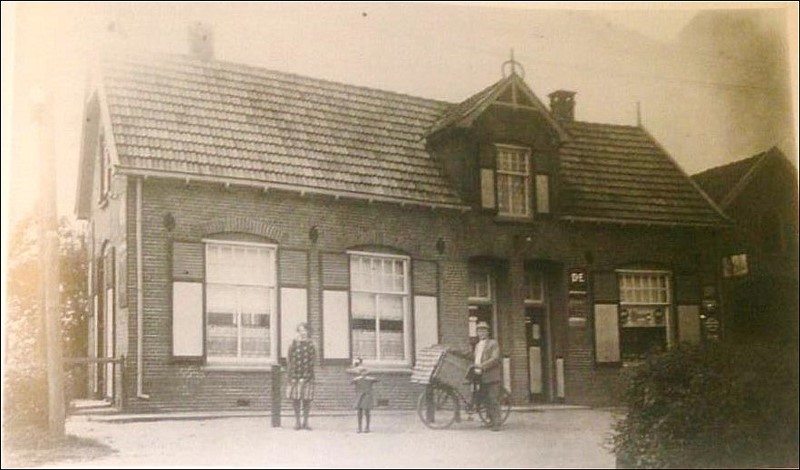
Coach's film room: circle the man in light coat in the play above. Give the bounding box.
[471,321,502,431]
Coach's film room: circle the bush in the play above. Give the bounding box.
[612,341,799,468]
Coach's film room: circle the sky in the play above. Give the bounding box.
[1,1,798,229]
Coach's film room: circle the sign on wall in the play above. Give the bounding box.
[568,267,588,295]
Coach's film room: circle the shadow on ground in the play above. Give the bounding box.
[2,426,115,468]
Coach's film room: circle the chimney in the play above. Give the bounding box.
[548,90,576,122]
[188,22,214,61]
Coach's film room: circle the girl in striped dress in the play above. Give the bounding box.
[287,323,316,430]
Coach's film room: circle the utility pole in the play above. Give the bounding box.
[34,91,65,436]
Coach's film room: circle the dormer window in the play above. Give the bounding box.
[496,144,531,217]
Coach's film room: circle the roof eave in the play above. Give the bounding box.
[560,215,730,228]
[116,167,471,212]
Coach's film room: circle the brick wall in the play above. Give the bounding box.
[122,179,462,412]
[112,177,718,412]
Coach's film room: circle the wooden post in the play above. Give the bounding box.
[35,92,65,436]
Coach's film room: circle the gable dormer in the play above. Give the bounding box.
[427,71,567,220]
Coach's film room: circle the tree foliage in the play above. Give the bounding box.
[612,341,799,468]
[3,216,88,430]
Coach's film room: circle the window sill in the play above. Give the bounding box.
[204,364,277,372]
[346,366,413,375]
[494,215,534,224]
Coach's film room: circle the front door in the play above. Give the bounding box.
[525,306,549,402]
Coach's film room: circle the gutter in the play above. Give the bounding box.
[136,177,149,399]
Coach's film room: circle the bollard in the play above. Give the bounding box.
[271,364,281,427]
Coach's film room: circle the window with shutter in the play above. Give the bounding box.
[349,252,410,365]
[205,241,277,364]
[496,145,531,217]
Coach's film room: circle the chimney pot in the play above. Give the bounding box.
[189,22,214,61]
[548,90,576,122]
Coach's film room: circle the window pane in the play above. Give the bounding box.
[527,270,543,302]
[621,326,666,361]
[205,242,275,361]
[380,329,404,361]
[380,295,404,321]
[349,254,409,362]
[207,312,237,358]
[511,175,527,215]
[207,284,237,313]
[352,292,376,320]
[352,328,377,360]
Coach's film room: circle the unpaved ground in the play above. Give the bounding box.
[23,409,615,468]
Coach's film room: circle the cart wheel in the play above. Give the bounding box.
[416,384,459,429]
[477,387,512,426]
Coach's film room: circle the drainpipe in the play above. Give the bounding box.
[136,177,149,399]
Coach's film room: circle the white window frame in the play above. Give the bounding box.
[468,270,497,338]
[524,269,545,305]
[204,239,278,365]
[618,269,674,358]
[348,251,411,367]
[468,272,493,304]
[496,144,531,217]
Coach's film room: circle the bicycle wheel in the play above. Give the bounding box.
[416,383,460,429]
[477,387,512,426]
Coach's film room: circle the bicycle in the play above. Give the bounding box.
[411,346,512,430]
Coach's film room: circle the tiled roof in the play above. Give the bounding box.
[101,54,464,208]
[559,122,728,225]
[691,152,765,206]
[427,76,508,135]
[97,54,726,225]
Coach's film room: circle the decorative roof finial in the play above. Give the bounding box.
[501,48,525,79]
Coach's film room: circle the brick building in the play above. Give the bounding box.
[693,147,799,345]
[75,42,728,412]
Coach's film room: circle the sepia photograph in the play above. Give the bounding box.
[1,1,798,468]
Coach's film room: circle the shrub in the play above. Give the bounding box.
[612,341,799,468]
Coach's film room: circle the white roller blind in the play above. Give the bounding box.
[281,287,308,358]
[594,304,620,363]
[323,290,350,359]
[172,282,204,357]
[413,296,438,359]
[678,305,701,344]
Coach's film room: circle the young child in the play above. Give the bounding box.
[351,359,379,433]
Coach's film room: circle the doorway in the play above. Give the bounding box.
[525,307,549,401]
[524,267,551,402]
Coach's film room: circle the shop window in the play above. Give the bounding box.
[618,270,672,362]
[205,241,277,363]
[350,253,410,365]
[496,145,531,217]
